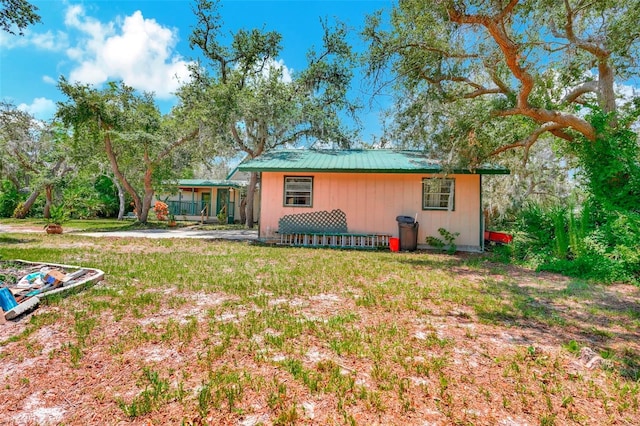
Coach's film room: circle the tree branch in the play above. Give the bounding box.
[448,3,535,110]
[400,42,481,60]
[562,0,609,58]
[562,81,598,104]
[463,87,505,98]
[420,73,508,98]
[12,148,39,173]
[495,106,593,139]
[279,128,317,146]
[156,127,200,162]
[497,0,520,21]
[489,122,566,164]
[100,119,142,216]
[230,124,253,156]
[488,67,513,96]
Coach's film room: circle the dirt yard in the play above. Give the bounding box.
[0,232,638,425]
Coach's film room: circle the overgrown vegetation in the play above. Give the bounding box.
[508,202,640,283]
[501,109,640,283]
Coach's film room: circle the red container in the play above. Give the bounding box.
[484,231,513,244]
[389,237,400,252]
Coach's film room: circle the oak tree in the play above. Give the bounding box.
[0,102,71,218]
[57,79,199,223]
[365,0,640,164]
[182,0,358,227]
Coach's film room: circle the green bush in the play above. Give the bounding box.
[62,178,108,219]
[0,180,21,218]
[517,203,556,249]
[510,202,640,283]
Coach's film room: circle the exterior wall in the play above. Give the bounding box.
[259,172,482,250]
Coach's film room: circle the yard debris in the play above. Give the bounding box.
[0,260,104,322]
[579,346,613,370]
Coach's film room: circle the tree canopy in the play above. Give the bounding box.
[181,0,359,226]
[0,0,40,35]
[57,79,199,223]
[365,0,640,164]
[0,102,71,218]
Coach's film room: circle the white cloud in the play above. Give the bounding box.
[0,29,68,51]
[17,98,57,120]
[615,82,638,105]
[266,59,293,83]
[31,31,69,51]
[64,6,192,99]
[42,75,57,85]
[0,31,26,49]
[242,58,294,85]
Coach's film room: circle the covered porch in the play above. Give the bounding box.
[162,180,242,224]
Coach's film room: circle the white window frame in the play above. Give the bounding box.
[284,176,313,207]
[422,178,455,211]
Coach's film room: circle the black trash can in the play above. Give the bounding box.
[396,216,419,251]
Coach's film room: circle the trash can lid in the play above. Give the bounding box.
[396,215,415,223]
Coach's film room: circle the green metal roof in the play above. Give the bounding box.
[176,179,242,188]
[237,149,510,175]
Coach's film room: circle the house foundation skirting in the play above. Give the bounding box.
[278,233,390,249]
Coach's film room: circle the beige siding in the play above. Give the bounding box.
[260,172,482,250]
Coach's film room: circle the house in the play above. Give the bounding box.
[158,179,242,223]
[237,149,509,251]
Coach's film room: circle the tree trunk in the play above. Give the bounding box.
[43,184,53,219]
[139,191,154,223]
[244,172,258,228]
[14,188,39,218]
[113,176,126,220]
[598,60,617,128]
[102,128,144,221]
[239,196,247,226]
[137,168,155,223]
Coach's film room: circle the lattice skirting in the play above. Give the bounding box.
[278,233,390,249]
[278,209,348,234]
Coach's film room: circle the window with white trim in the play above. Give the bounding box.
[422,178,455,210]
[284,176,313,207]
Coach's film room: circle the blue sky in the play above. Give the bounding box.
[0,0,392,142]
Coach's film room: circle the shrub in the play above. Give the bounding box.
[510,202,640,283]
[217,204,227,224]
[62,178,107,219]
[153,201,169,221]
[426,228,460,255]
[506,108,640,284]
[0,180,21,218]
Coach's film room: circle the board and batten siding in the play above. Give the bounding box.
[259,172,482,250]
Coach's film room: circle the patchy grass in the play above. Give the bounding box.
[0,217,201,232]
[0,231,638,425]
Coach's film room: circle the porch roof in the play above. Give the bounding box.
[176,179,242,188]
[237,149,510,175]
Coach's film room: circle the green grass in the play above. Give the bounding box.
[0,228,638,424]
